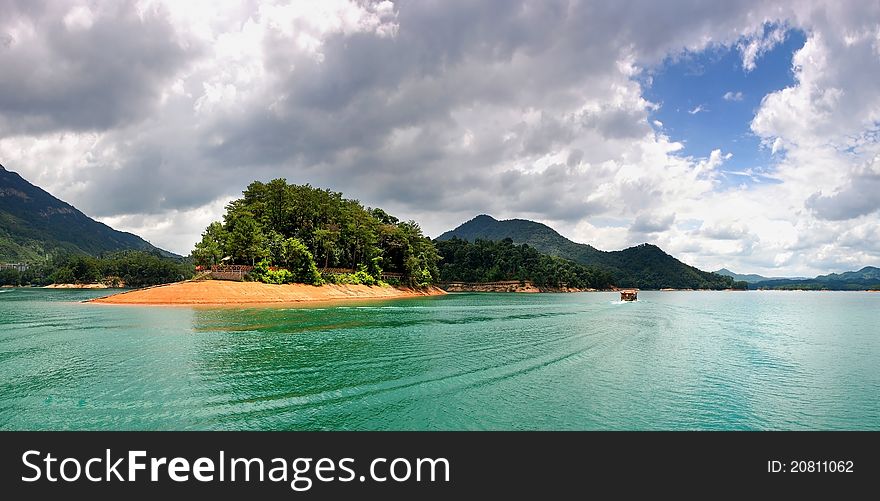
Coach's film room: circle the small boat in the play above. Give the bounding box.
[620,289,638,302]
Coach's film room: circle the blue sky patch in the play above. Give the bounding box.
[643,26,807,188]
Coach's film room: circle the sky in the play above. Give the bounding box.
[1,0,879,277]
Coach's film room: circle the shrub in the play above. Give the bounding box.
[281,238,323,285]
[263,268,294,284]
[329,265,382,286]
[252,254,323,286]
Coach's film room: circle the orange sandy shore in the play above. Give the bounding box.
[87,279,446,305]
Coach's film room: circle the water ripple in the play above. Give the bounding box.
[1,289,879,430]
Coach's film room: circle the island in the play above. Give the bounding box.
[91,179,445,305]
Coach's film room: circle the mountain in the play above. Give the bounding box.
[437,215,740,289]
[713,268,807,283]
[753,266,880,290]
[0,163,176,262]
[714,268,770,283]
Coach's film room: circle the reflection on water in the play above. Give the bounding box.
[1,288,879,430]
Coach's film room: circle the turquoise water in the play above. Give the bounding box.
[1,288,878,430]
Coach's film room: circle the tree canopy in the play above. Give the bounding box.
[0,251,193,287]
[192,180,439,286]
[435,237,615,289]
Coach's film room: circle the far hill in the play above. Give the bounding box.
[437,215,740,289]
[0,163,176,262]
[713,268,807,284]
[714,268,770,284]
[753,266,880,290]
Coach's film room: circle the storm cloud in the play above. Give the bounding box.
[1,0,879,276]
[0,0,197,134]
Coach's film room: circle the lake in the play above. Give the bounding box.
[1,288,878,430]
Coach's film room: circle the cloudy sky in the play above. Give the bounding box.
[1,0,879,276]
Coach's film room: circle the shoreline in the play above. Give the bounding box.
[86,279,446,306]
[44,283,110,289]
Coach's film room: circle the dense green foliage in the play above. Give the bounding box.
[439,215,745,289]
[0,163,176,262]
[321,265,381,286]
[0,265,53,286]
[753,266,880,290]
[0,251,193,287]
[436,237,615,289]
[192,179,439,286]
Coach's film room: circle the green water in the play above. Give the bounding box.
[1,288,878,430]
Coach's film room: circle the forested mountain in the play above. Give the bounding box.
[438,215,743,289]
[436,237,614,289]
[192,179,439,286]
[0,163,175,262]
[753,266,880,290]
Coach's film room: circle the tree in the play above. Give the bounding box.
[49,255,102,284]
[227,214,267,265]
[279,238,321,284]
[192,222,228,267]
[0,269,21,286]
[370,207,399,225]
[313,226,340,269]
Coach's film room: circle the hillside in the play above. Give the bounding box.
[435,237,614,290]
[437,215,740,289]
[0,163,175,262]
[753,266,880,290]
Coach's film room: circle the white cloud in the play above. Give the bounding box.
[723,91,744,101]
[738,25,787,72]
[0,0,878,277]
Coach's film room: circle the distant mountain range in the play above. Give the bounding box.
[0,163,176,262]
[713,268,807,284]
[714,266,879,290]
[749,267,880,290]
[437,214,739,289]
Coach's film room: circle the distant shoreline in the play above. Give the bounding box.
[86,279,446,306]
[44,283,110,289]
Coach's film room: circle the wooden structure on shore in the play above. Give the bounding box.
[321,267,355,275]
[0,263,28,273]
[209,264,253,281]
[620,289,638,301]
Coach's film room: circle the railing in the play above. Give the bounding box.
[321,267,356,275]
[209,264,254,281]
